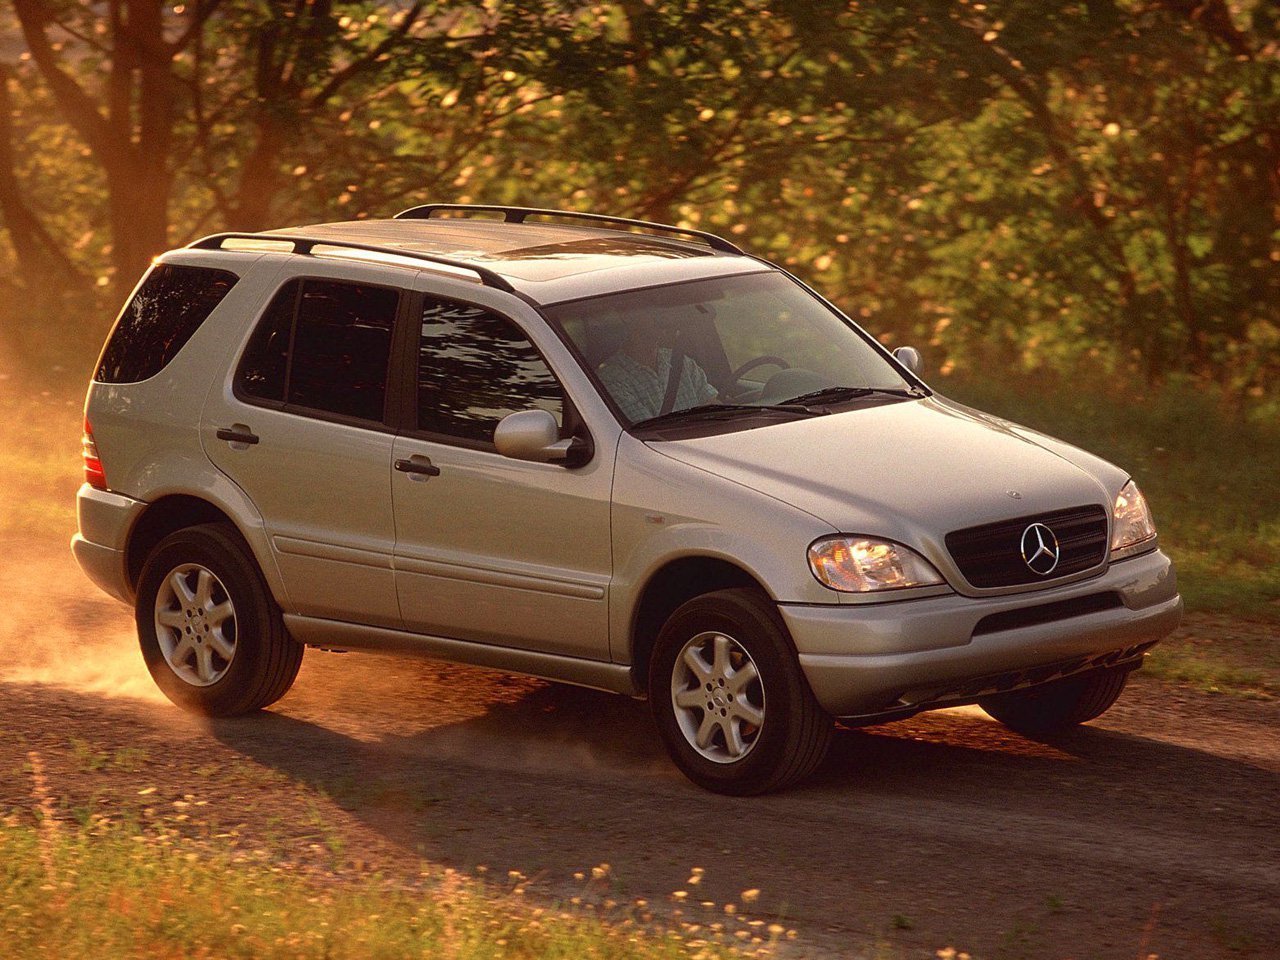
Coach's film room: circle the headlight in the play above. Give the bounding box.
[1110,480,1157,557]
[807,537,945,593]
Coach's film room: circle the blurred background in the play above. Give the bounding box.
[1,0,1277,626]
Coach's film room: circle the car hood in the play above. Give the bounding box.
[646,395,1117,550]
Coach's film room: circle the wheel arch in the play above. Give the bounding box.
[628,555,773,691]
[124,492,289,611]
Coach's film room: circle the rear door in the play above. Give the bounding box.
[202,264,407,627]
[390,288,614,660]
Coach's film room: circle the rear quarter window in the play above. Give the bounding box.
[96,264,239,384]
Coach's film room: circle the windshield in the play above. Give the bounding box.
[543,270,920,427]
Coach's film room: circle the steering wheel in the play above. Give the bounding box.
[729,355,790,382]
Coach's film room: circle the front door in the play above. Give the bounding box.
[391,292,613,659]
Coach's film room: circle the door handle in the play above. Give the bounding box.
[395,457,441,477]
[216,427,259,445]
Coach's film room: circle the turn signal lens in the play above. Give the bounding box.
[807,537,944,593]
[82,417,108,490]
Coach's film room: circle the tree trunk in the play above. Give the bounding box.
[109,0,176,290]
[0,68,86,297]
[226,118,288,232]
[12,0,175,298]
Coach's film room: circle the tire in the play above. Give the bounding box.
[649,588,832,795]
[135,522,303,716]
[979,666,1131,737]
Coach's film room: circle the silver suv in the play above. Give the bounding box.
[73,204,1182,794]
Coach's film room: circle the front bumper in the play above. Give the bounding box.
[70,483,146,605]
[780,548,1182,718]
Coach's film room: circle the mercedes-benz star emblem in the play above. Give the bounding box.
[1020,522,1060,575]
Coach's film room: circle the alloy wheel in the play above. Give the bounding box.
[670,631,766,763]
[153,563,237,687]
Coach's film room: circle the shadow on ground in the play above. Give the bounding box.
[183,660,1280,960]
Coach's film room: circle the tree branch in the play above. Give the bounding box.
[928,6,1138,299]
[307,2,427,109]
[171,0,227,53]
[0,66,86,287]
[1154,0,1253,58]
[11,0,119,159]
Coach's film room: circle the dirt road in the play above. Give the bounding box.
[2,537,1277,959]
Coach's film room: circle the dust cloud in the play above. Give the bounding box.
[0,368,164,701]
[0,543,165,701]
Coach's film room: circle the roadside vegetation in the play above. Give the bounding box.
[1,4,1274,956]
[2,3,1276,632]
[2,3,1278,399]
[1139,614,1279,698]
[0,815,756,960]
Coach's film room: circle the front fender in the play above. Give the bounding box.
[609,434,838,662]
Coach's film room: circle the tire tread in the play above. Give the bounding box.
[136,521,302,716]
[650,587,832,795]
[202,522,302,714]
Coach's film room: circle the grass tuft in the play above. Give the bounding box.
[0,819,751,960]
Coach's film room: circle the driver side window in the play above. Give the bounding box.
[713,301,828,380]
[416,297,563,445]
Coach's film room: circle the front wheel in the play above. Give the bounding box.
[136,522,303,716]
[650,589,832,795]
[979,666,1131,737]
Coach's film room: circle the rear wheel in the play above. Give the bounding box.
[650,588,832,795]
[979,666,1131,736]
[136,522,302,716]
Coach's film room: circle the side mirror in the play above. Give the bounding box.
[494,409,583,465]
[892,345,921,375]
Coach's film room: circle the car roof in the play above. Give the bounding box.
[243,216,769,304]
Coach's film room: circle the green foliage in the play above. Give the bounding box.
[0,4,1276,622]
[0,2,1276,397]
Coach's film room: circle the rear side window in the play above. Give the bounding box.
[237,278,398,423]
[96,264,238,383]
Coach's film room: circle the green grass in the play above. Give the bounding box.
[942,373,1280,622]
[0,819,750,960]
[1138,615,1280,697]
[1143,652,1273,698]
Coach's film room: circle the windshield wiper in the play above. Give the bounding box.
[782,385,925,406]
[632,386,924,428]
[632,402,821,429]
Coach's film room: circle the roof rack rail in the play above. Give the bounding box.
[186,232,517,292]
[393,203,746,256]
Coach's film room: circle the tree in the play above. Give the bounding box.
[1,1,1276,393]
[12,0,181,291]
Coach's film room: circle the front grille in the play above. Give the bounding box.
[946,504,1108,588]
